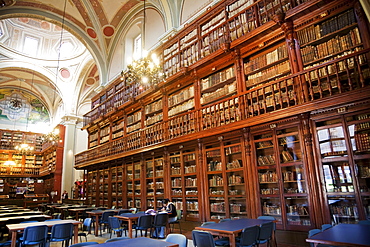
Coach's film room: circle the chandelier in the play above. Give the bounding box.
[42,128,60,145]
[120,0,164,87]
[15,143,34,155]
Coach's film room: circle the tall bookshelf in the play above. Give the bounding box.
[253,123,311,230]
[314,110,370,224]
[169,148,200,221]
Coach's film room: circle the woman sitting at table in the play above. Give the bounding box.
[153,199,177,238]
[161,198,177,223]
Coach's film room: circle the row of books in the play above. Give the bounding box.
[354,133,370,152]
[180,29,197,49]
[200,28,227,58]
[201,81,237,105]
[201,10,226,36]
[259,171,278,183]
[301,28,362,64]
[127,111,141,125]
[227,0,254,18]
[145,99,162,115]
[246,60,291,87]
[244,44,288,73]
[168,99,194,117]
[257,154,276,166]
[209,175,224,186]
[228,174,243,185]
[297,9,356,46]
[229,16,256,41]
[180,45,199,67]
[225,145,242,155]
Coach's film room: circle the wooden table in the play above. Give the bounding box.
[7,219,81,247]
[68,207,97,221]
[0,214,51,224]
[115,212,147,238]
[87,210,120,236]
[306,223,370,247]
[0,211,42,217]
[195,218,272,247]
[90,237,178,247]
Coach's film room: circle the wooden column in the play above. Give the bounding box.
[299,113,326,228]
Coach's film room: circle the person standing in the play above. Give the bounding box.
[62,190,68,200]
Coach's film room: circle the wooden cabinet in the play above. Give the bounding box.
[111,165,124,208]
[313,110,370,224]
[145,156,164,209]
[125,159,142,209]
[169,148,200,221]
[204,137,249,221]
[253,124,311,230]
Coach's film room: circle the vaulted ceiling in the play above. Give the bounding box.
[0,0,213,132]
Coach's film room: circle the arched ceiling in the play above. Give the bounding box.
[0,0,214,132]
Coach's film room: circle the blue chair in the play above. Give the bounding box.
[237,225,260,247]
[133,214,153,237]
[104,237,130,242]
[69,242,99,247]
[257,221,274,247]
[151,213,168,238]
[321,224,332,231]
[78,218,92,242]
[192,230,215,247]
[108,216,127,238]
[308,229,321,247]
[20,225,48,247]
[99,211,115,235]
[257,216,276,246]
[49,223,74,247]
[201,221,216,226]
[164,233,187,247]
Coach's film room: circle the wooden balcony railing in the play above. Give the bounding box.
[75,49,370,167]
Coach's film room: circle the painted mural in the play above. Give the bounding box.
[0,88,49,131]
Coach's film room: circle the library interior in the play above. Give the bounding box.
[0,0,370,246]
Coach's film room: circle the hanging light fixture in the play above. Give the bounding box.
[14,74,34,155]
[120,0,164,87]
[42,0,67,145]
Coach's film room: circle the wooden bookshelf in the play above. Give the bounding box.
[77,0,370,231]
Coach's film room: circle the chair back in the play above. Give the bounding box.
[219,218,231,223]
[117,209,131,215]
[176,210,182,220]
[108,216,121,229]
[153,213,168,227]
[50,223,74,241]
[101,211,115,223]
[201,221,216,226]
[165,233,187,247]
[192,230,215,247]
[321,224,332,231]
[258,221,274,241]
[104,237,130,242]
[69,242,99,247]
[138,214,153,228]
[257,216,276,230]
[308,229,321,247]
[239,225,260,247]
[83,218,92,231]
[22,225,48,245]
